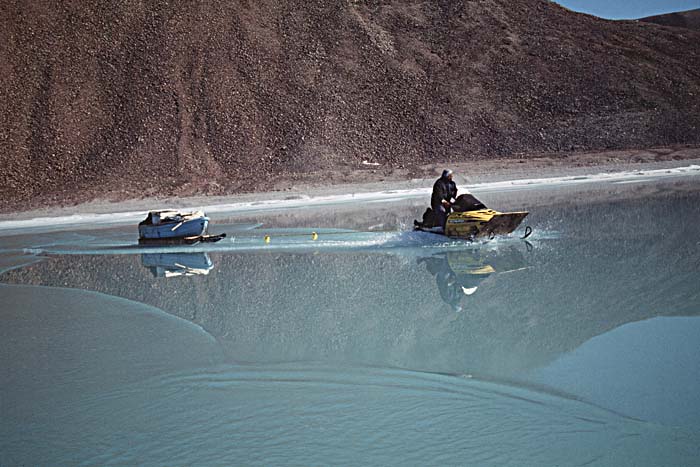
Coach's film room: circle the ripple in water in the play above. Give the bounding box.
[5,363,698,467]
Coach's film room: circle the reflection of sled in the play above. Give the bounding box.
[414,194,530,240]
[444,247,528,276]
[141,252,214,278]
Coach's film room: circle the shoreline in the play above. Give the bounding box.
[2,146,699,227]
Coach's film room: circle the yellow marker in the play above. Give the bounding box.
[264,235,271,244]
[311,232,318,241]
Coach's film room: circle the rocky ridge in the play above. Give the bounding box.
[640,8,700,30]
[1,0,699,211]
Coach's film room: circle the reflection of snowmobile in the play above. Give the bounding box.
[414,194,530,240]
[419,245,528,312]
[141,252,214,278]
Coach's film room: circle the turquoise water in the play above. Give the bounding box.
[1,185,699,466]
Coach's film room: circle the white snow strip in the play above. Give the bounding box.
[1,164,698,234]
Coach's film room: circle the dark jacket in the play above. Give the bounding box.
[431,176,457,209]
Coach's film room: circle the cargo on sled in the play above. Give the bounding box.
[138,210,226,245]
[414,193,531,240]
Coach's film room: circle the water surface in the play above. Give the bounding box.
[1,180,699,466]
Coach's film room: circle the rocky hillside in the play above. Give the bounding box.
[640,8,700,30]
[1,0,699,211]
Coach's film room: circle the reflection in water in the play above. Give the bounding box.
[419,246,527,312]
[3,189,700,377]
[3,191,699,378]
[141,252,214,278]
[1,188,700,465]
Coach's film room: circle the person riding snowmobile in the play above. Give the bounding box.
[431,169,458,228]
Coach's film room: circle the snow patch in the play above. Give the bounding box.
[1,165,698,234]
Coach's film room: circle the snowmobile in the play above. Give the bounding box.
[414,193,531,240]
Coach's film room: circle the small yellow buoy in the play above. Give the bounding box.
[264,235,271,244]
[311,232,318,241]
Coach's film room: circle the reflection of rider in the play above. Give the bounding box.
[420,255,464,313]
[420,253,493,313]
[431,169,458,228]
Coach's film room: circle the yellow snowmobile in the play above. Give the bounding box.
[414,194,531,240]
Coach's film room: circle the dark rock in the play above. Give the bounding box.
[1,0,699,211]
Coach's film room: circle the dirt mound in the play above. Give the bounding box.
[640,8,700,30]
[1,0,699,211]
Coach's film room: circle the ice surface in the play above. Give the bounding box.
[1,164,698,235]
[1,175,700,466]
